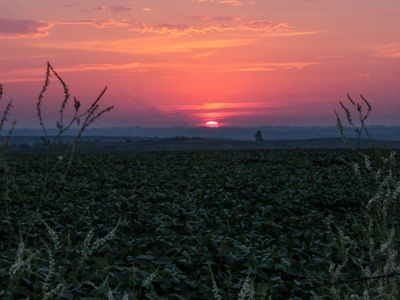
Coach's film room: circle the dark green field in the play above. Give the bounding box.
[0,150,380,299]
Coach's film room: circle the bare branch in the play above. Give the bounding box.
[48,63,70,129]
[37,62,51,141]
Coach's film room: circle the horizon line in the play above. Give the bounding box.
[12,124,400,130]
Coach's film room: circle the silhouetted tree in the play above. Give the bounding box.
[255,130,264,142]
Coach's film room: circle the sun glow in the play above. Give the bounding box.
[205,121,219,128]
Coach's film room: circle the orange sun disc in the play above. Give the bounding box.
[205,121,219,128]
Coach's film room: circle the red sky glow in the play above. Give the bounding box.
[0,0,399,127]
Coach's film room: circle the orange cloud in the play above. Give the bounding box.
[191,52,215,58]
[220,0,243,6]
[375,43,400,58]
[231,62,318,72]
[35,36,253,55]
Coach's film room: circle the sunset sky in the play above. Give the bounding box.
[0,0,399,127]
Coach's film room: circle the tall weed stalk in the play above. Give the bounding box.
[0,85,17,217]
[334,94,372,149]
[314,97,400,298]
[36,62,113,202]
[0,63,120,299]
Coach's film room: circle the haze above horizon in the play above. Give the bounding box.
[0,0,399,127]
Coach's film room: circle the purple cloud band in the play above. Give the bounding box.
[0,19,51,38]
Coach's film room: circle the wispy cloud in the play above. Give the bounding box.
[219,0,243,6]
[191,51,215,58]
[188,15,242,22]
[56,19,131,28]
[168,102,267,111]
[0,77,44,83]
[1,59,318,83]
[127,20,293,35]
[0,19,53,39]
[194,0,244,6]
[2,62,162,78]
[0,62,159,83]
[55,18,316,36]
[232,62,318,72]
[35,36,253,55]
[1,17,316,39]
[168,101,268,123]
[90,5,132,13]
[375,43,400,58]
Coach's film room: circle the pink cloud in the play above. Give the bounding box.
[375,44,400,58]
[194,0,243,6]
[93,5,132,13]
[109,5,132,12]
[6,17,315,38]
[57,18,314,36]
[56,19,131,28]
[188,15,242,22]
[219,0,243,6]
[0,19,52,38]
[231,62,318,72]
[127,20,315,36]
[0,59,318,84]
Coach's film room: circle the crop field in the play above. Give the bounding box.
[2,149,393,299]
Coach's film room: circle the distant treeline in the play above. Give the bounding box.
[10,125,400,141]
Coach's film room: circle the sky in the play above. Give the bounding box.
[0,0,399,127]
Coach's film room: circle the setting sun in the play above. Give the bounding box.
[0,0,399,126]
[1,1,400,299]
[205,121,219,128]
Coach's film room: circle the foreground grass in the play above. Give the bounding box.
[0,149,384,299]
